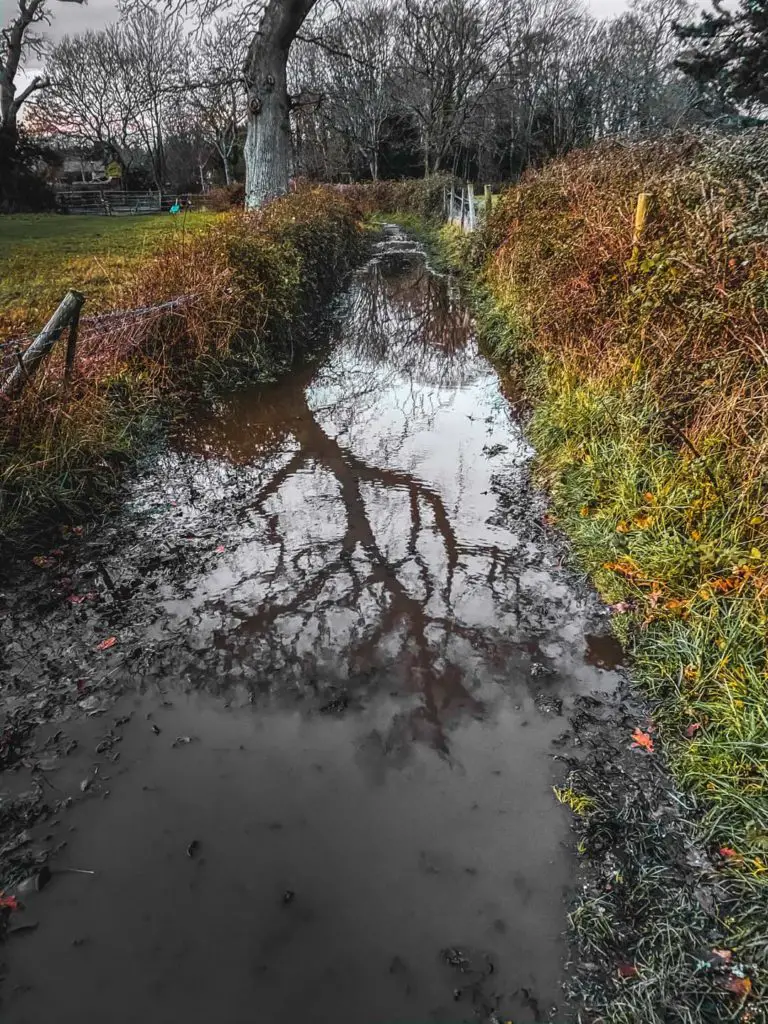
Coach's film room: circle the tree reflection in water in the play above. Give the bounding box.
[159,246,568,766]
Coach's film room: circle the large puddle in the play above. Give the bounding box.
[1,230,622,1023]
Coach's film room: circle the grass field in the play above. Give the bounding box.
[0,212,217,338]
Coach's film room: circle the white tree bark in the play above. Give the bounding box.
[243,0,317,209]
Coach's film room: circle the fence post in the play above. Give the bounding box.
[449,183,455,223]
[63,300,83,387]
[484,184,492,215]
[632,192,652,258]
[460,186,466,230]
[1,290,85,399]
[467,183,476,230]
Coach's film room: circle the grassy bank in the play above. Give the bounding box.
[0,212,216,339]
[445,130,768,1020]
[0,189,366,543]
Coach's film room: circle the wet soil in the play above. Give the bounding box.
[0,230,624,1023]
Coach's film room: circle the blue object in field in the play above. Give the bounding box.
[170,202,181,214]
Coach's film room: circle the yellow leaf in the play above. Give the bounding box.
[633,514,654,529]
[690,530,701,542]
[750,548,762,560]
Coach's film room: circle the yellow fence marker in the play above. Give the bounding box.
[632,191,652,259]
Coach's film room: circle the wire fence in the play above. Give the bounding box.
[53,189,213,216]
[0,293,201,386]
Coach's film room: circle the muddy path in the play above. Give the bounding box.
[0,230,625,1023]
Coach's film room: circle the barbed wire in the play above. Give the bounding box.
[0,293,200,355]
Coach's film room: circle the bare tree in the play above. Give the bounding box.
[118,0,319,206]
[186,18,247,185]
[27,27,142,169]
[0,0,83,136]
[395,0,506,176]
[298,0,396,180]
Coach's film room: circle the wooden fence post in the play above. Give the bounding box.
[63,300,83,386]
[467,182,476,230]
[1,290,85,398]
[632,192,651,258]
[460,186,466,230]
[484,184,492,215]
[449,183,455,223]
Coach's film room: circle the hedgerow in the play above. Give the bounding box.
[473,128,768,1022]
[0,186,366,542]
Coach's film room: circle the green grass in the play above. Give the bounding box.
[0,212,217,337]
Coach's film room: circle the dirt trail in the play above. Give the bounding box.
[0,231,624,1023]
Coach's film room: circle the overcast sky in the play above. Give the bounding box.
[7,0,631,49]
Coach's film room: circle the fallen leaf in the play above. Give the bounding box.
[685,723,702,739]
[712,949,733,963]
[750,548,762,561]
[723,975,752,998]
[95,636,117,651]
[617,962,639,978]
[67,595,86,605]
[0,893,19,911]
[32,555,54,569]
[610,601,633,613]
[631,728,654,753]
[215,545,225,554]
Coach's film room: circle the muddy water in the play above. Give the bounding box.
[1,231,622,1023]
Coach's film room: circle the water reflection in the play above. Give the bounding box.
[2,230,623,1024]
[154,235,616,766]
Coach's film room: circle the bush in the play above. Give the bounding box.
[340,175,454,220]
[206,182,246,211]
[478,127,768,1022]
[0,185,366,541]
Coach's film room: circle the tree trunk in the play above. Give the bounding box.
[243,0,317,209]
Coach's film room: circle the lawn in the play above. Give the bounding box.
[0,212,219,339]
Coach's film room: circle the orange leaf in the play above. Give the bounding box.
[631,728,654,752]
[617,962,639,978]
[723,975,752,998]
[96,636,117,651]
[712,949,733,963]
[684,723,702,739]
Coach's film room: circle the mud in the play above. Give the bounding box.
[0,230,624,1023]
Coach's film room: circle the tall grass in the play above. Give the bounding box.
[0,187,366,543]
[468,128,768,1020]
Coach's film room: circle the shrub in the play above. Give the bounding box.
[0,185,366,541]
